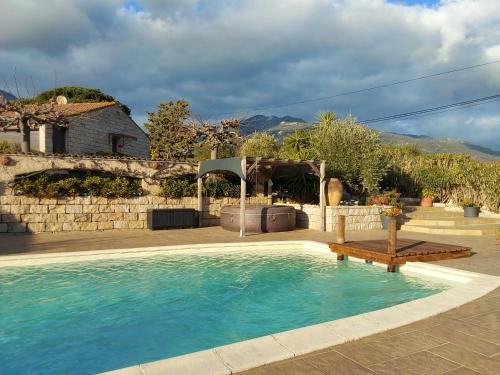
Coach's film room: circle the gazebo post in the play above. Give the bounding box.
[319,160,326,232]
[240,157,247,237]
[197,165,203,228]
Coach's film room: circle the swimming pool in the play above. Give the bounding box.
[0,244,453,375]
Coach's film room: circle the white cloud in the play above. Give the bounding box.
[0,0,499,148]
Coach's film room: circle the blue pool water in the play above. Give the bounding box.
[0,250,448,374]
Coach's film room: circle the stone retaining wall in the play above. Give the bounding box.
[0,196,269,233]
[285,204,383,231]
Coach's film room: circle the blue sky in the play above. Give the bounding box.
[1,0,499,148]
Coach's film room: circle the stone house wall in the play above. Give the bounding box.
[63,105,150,157]
[0,196,269,233]
[0,105,150,158]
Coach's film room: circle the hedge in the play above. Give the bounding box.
[14,173,143,198]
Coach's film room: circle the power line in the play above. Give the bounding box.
[209,59,500,118]
[361,94,500,125]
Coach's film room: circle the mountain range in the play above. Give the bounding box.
[240,115,500,161]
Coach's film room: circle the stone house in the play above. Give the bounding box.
[0,102,150,158]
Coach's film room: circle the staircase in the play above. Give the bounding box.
[401,207,500,236]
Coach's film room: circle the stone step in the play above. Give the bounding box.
[400,223,500,236]
[404,211,465,220]
[403,217,500,227]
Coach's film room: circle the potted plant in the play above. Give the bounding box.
[381,206,402,230]
[420,189,436,207]
[461,199,480,218]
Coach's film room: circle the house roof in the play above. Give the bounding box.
[0,102,117,119]
[31,102,117,117]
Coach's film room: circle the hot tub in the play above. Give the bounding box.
[220,205,296,233]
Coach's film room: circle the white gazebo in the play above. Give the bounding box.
[196,157,326,236]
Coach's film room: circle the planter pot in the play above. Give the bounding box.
[496,238,500,245]
[149,161,160,170]
[463,206,480,218]
[381,215,401,230]
[325,178,343,206]
[0,156,12,166]
[420,197,433,207]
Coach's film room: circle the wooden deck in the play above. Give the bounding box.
[330,239,472,272]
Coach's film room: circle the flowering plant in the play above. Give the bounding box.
[381,206,402,217]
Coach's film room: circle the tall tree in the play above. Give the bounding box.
[200,118,242,159]
[145,100,198,160]
[311,111,386,193]
[23,86,131,116]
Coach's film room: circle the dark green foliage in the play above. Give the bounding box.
[14,173,142,198]
[159,177,197,198]
[193,143,237,161]
[273,165,319,203]
[204,179,240,198]
[23,86,131,115]
[159,175,240,199]
[145,100,198,160]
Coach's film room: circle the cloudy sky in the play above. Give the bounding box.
[1,0,499,148]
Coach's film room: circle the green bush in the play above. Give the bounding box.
[158,176,240,198]
[159,177,197,198]
[239,132,280,158]
[0,141,21,153]
[204,179,240,198]
[14,173,142,198]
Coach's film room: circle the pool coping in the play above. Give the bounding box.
[2,241,500,375]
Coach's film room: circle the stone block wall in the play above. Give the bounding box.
[0,196,268,234]
[66,106,150,158]
[285,204,383,231]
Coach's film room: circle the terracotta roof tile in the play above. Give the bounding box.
[1,102,117,118]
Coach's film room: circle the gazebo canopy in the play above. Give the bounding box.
[197,157,326,236]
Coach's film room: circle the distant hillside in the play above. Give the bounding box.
[241,115,500,161]
[0,90,16,101]
[240,115,307,134]
[378,132,500,161]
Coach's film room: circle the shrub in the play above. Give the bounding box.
[14,173,142,198]
[159,177,196,198]
[158,176,240,199]
[239,133,280,158]
[460,198,477,208]
[381,207,402,217]
[367,194,389,206]
[0,141,21,153]
[204,179,240,198]
[421,189,437,200]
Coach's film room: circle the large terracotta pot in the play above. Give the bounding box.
[420,197,433,207]
[325,178,343,206]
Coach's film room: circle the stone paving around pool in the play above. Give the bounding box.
[1,227,500,374]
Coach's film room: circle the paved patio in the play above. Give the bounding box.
[1,227,499,374]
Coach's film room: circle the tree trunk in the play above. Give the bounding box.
[21,123,30,153]
[210,146,218,160]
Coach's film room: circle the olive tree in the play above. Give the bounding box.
[311,112,386,194]
[239,132,280,158]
